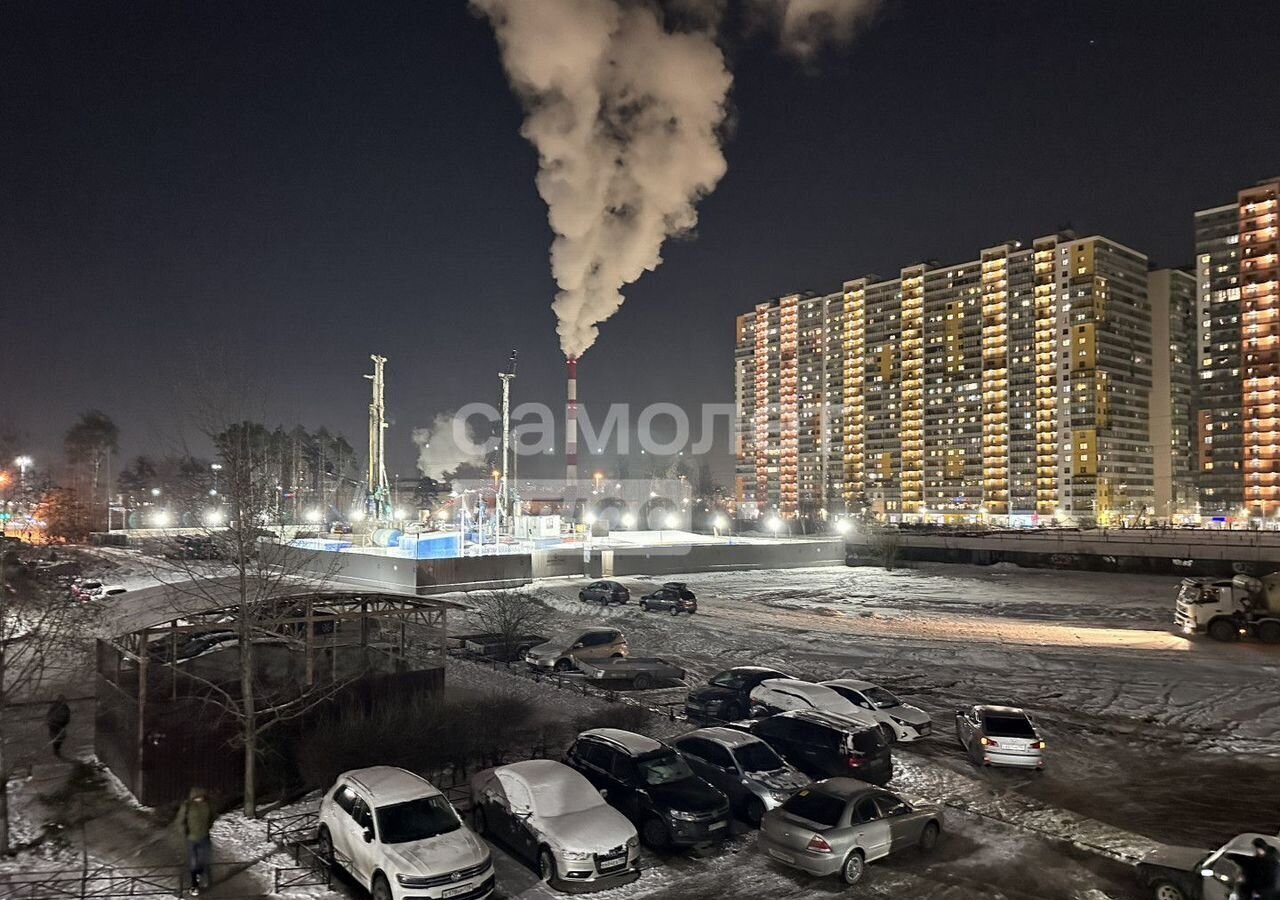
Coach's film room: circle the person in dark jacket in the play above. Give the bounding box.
[45,696,70,758]
[173,787,215,894]
[1238,838,1280,900]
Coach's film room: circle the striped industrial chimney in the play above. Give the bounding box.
[566,355,578,485]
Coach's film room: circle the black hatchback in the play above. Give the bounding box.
[736,710,893,786]
[685,666,793,723]
[564,728,731,850]
[579,580,630,605]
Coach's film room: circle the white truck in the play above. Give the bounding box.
[1174,573,1280,643]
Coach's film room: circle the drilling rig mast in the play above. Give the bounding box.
[497,350,517,533]
[365,354,390,520]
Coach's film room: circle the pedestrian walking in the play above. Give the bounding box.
[45,695,70,758]
[173,787,215,894]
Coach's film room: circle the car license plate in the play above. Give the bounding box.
[442,884,473,898]
[709,820,727,831]
[599,855,626,871]
[768,848,793,863]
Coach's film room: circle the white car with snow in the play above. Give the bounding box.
[821,679,932,743]
[749,679,878,727]
[318,766,494,900]
[470,759,640,891]
[954,705,1045,769]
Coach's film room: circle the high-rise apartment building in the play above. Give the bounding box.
[736,233,1157,524]
[1195,177,1280,517]
[733,293,845,517]
[1149,268,1198,518]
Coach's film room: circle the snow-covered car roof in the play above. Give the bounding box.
[822,678,875,692]
[676,726,766,750]
[493,760,605,817]
[976,705,1029,717]
[772,708,880,733]
[343,766,442,805]
[581,728,665,756]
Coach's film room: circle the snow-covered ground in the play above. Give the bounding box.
[27,555,1278,899]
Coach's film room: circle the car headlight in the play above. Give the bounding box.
[669,809,702,821]
[626,835,639,848]
[561,849,592,861]
[397,873,435,887]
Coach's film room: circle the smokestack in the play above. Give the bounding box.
[566,356,578,485]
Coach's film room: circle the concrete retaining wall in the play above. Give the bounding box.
[319,537,845,594]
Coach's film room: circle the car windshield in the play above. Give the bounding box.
[637,752,695,786]
[735,741,785,773]
[782,789,844,827]
[375,795,460,844]
[863,686,900,708]
[983,714,1036,737]
[709,671,742,689]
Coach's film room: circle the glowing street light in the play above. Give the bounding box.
[766,516,782,536]
[394,508,408,520]
[584,511,596,526]
[835,518,852,535]
[150,487,161,497]
[304,509,322,524]
[153,510,171,528]
[204,509,224,527]
[350,509,366,523]
[621,512,636,528]
[665,513,679,529]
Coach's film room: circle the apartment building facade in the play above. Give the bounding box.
[1149,268,1198,518]
[736,233,1158,524]
[1195,177,1280,517]
[733,293,845,517]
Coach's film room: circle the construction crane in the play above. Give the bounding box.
[497,350,518,533]
[365,354,390,520]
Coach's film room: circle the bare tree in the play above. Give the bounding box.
[465,588,547,662]
[151,407,353,818]
[0,551,93,853]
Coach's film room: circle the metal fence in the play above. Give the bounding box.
[0,863,255,899]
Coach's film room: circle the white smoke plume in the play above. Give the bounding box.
[472,0,732,359]
[758,0,882,59]
[412,412,487,480]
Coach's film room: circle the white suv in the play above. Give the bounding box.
[318,767,494,900]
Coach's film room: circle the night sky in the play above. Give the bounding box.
[4,1,1279,481]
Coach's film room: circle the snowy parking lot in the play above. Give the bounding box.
[443,562,1280,900]
[40,557,1280,900]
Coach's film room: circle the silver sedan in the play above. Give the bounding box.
[955,705,1045,769]
[758,779,941,885]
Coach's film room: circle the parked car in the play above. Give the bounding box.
[955,705,1045,769]
[1136,832,1280,900]
[733,710,893,785]
[684,666,793,723]
[672,726,808,825]
[470,760,640,891]
[575,656,686,690]
[758,779,941,885]
[71,580,103,602]
[90,584,128,602]
[317,766,494,900]
[330,521,354,535]
[525,627,628,672]
[821,679,932,743]
[563,728,731,850]
[579,580,630,605]
[750,679,878,727]
[639,582,697,615]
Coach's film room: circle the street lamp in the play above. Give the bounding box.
[621,512,635,529]
[204,509,224,527]
[304,508,322,524]
[150,487,161,497]
[713,513,727,537]
[766,516,782,537]
[350,509,366,523]
[153,510,170,528]
[394,508,408,521]
[835,518,851,535]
